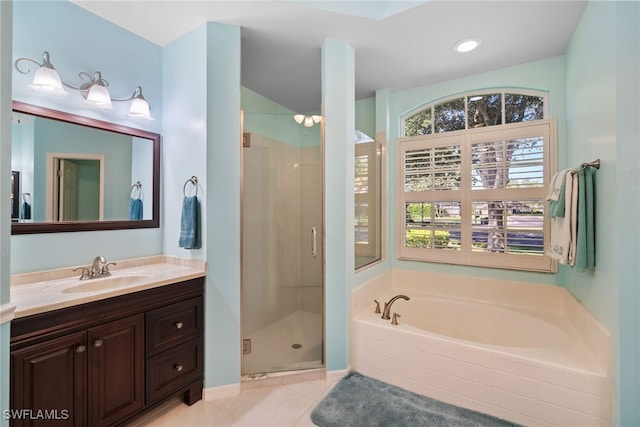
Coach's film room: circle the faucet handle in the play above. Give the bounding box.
[73,266,91,280]
[391,312,401,325]
[373,300,381,314]
[101,262,116,275]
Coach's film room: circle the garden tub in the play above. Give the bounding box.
[351,270,611,426]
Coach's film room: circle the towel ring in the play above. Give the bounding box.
[130,181,142,199]
[183,176,198,197]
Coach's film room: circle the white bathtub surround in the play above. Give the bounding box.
[351,270,611,426]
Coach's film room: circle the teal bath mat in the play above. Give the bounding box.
[311,372,520,427]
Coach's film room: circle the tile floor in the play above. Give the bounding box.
[130,377,339,426]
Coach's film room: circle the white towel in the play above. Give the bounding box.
[568,173,578,266]
[546,168,572,201]
[546,172,576,264]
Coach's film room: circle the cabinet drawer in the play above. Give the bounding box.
[146,339,203,404]
[146,297,203,355]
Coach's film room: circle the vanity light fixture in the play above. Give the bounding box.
[453,37,482,53]
[293,114,322,127]
[15,51,153,120]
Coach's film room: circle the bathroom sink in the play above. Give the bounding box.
[62,274,152,294]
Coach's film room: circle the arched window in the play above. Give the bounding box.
[397,90,556,272]
[403,90,547,137]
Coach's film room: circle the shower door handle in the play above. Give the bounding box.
[311,227,317,258]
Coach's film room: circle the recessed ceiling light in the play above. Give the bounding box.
[453,38,482,53]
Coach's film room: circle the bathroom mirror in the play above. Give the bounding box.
[11,101,160,234]
[355,133,382,270]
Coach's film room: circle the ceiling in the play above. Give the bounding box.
[71,0,588,113]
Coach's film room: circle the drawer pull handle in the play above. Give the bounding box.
[173,364,183,372]
[76,345,86,353]
[174,322,184,330]
[93,339,103,348]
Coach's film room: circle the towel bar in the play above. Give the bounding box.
[571,159,600,174]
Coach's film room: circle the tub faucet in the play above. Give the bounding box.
[381,294,410,320]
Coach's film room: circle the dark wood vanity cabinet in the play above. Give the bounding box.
[10,277,204,427]
[11,331,87,427]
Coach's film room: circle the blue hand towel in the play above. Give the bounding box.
[575,167,595,271]
[128,198,143,220]
[179,196,201,249]
[21,201,31,220]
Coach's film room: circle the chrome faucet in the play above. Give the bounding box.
[91,256,106,276]
[73,256,116,280]
[381,294,410,320]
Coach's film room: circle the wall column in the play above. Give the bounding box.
[322,39,354,371]
[204,22,242,387]
[162,21,241,389]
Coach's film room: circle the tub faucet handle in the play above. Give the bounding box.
[391,312,401,325]
[373,300,381,314]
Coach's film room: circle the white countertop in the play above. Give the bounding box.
[11,256,206,318]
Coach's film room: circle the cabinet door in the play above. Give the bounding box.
[10,332,87,427]
[87,314,144,427]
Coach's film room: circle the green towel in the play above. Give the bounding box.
[575,168,595,270]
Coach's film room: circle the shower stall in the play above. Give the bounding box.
[241,111,324,376]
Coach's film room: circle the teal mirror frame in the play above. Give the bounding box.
[11,101,161,235]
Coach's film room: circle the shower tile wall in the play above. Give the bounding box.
[242,134,322,337]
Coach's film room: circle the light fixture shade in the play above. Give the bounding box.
[29,66,69,97]
[304,116,314,127]
[84,83,113,109]
[294,114,305,124]
[127,96,153,121]
[311,115,322,123]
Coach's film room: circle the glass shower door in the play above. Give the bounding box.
[241,112,324,376]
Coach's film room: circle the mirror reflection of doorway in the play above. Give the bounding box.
[58,159,78,221]
[46,153,105,221]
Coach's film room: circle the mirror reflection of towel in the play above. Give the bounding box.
[129,198,143,220]
[179,196,201,249]
[21,201,31,220]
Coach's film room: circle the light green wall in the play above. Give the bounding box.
[565,2,640,425]
[615,3,640,423]
[241,86,321,148]
[355,97,375,138]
